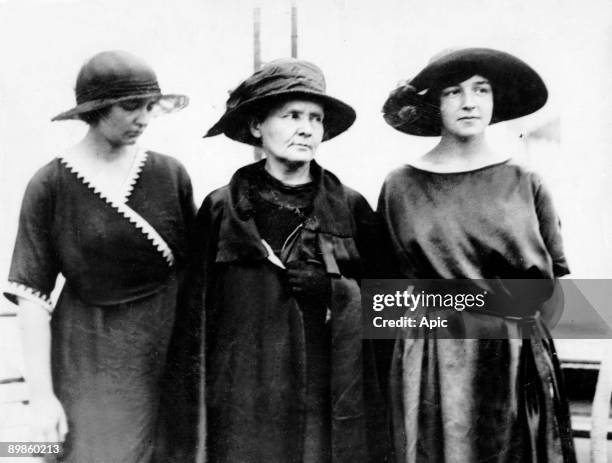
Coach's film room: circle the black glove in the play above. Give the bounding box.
[286,260,331,307]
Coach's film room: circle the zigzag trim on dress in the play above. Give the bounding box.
[59,156,175,267]
[118,149,148,203]
[4,281,53,313]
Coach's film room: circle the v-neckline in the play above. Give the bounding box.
[58,149,148,204]
[58,151,175,267]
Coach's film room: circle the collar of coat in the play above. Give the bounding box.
[216,159,354,264]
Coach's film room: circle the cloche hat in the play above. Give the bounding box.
[204,58,356,146]
[382,47,548,136]
[52,50,188,122]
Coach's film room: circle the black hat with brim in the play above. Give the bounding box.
[52,50,188,122]
[383,48,548,137]
[204,59,356,146]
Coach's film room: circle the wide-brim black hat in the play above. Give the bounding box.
[382,48,548,136]
[52,50,188,122]
[204,58,356,146]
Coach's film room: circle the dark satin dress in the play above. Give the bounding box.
[377,160,576,463]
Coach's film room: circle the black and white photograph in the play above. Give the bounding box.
[1,0,612,462]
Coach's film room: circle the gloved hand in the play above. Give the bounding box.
[286,260,331,307]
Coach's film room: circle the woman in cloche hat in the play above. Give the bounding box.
[174,58,389,463]
[4,50,194,462]
[378,48,576,462]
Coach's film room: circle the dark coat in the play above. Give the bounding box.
[163,160,390,463]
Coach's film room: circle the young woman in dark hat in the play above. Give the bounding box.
[4,50,194,462]
[378,48,576,462]
[174,58,388,463]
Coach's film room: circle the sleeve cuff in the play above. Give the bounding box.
[3,281,53,313]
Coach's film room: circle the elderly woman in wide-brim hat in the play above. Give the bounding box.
[377,48,576,462]
[4,50,194,462]
[174,58,389,463]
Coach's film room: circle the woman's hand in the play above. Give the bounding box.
[539,278,564,328]
[16,296,68,442]
[286,260,331,307]
[28,393,68,442]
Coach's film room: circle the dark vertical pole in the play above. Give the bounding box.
[253,7,262,160]
[291,2,298,58]
[253,7,261,71]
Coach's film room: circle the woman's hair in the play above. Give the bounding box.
[79,106,111,125]
[247,94,328,136]
[248,100,276,126]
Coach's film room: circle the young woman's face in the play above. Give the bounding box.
[94,97,160,146]
[250,99,325,165]
[439,74,493,138]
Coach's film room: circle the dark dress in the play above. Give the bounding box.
[377,160,576,462]
[248,168,332,463]
[4,150,195,463]
[170,160,389,463]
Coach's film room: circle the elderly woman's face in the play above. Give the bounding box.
[250,99,324,164]
[439,74,493,138]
